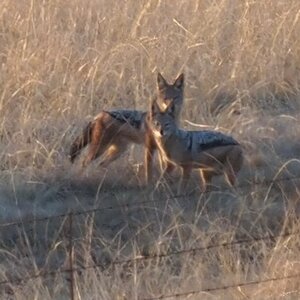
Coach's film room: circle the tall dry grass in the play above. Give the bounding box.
[0,0,300,299]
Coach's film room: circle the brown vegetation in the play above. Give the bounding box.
[0,0,300,299]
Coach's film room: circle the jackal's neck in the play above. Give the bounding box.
[160,125,181,143]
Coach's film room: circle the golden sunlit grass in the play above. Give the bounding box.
[0,0,300,299]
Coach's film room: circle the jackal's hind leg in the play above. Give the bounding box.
[199,170,215,192]
[82,140,109,168]
[224,146,243,187]
[81,120,108,168]
[200,169,215,192]
[224,162,236,187]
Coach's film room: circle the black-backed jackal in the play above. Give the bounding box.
[69,73,184,182]
[149,100,243,192]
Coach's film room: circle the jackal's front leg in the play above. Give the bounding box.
[159,161,176,185]
[157,151,174,174]
[178,165,192,194]
[144,135,156,184]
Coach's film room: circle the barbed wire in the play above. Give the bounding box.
[142,272,300,300]
[0,268,65,287]
[85,229,299,269]
[0,174,299,228]
[0,228,298,288]
[3,271,300,299]
[1,173,300,298]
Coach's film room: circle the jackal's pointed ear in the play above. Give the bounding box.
[174,73,184,90]
[157,72,168,90]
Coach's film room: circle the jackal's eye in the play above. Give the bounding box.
[153,120,160,128]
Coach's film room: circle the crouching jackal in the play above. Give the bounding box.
[69,73,185,182]
[149,100,243,192]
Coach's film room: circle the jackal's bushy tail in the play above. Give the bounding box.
[69,121,94,163]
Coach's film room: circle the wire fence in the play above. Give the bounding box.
[0,174,300,299]
[1,228,299,298]
[142,272,300,300]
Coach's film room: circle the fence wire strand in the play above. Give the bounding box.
[142,272,300,300]
[0,228,298,287]
[0,174,300,298]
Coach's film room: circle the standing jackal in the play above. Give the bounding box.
[149,100,243,192]
[69,73,184,180]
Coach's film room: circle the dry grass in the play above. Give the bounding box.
[1,0,300,299]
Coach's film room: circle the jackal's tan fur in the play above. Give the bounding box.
[149,100,243,192]
[69,73,184,182]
